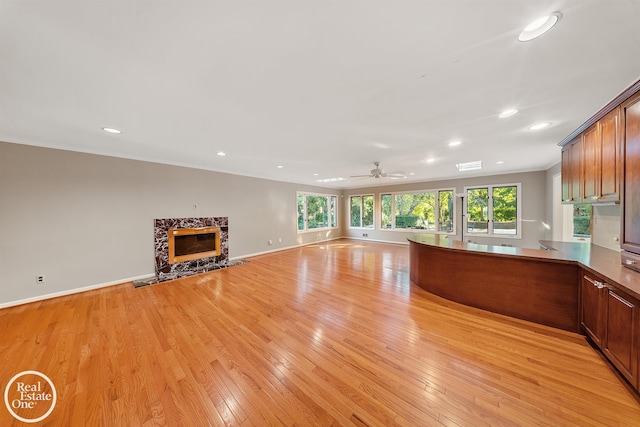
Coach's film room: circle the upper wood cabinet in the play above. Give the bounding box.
[561,136,583,203]
[561,144,570,202]
[583,124,599,201]
[599,107,622,202]
[561,107,621,204]
[622,92,640,254]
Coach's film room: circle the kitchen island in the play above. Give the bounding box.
[409,234,640,391]
[408,234,581,332]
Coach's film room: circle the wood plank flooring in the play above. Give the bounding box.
[1,239,639,426]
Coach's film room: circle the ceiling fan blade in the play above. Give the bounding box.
[349,174,373,178]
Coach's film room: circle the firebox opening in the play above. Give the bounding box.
[168,227,221,264]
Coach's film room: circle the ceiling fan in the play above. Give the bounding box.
[350,162,406,180]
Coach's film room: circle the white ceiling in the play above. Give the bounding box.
[2,1,640,189]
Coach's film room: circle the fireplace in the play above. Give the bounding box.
[153,217,229,281]
[168,227,221,264]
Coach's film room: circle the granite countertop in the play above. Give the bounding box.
[407,234,640,300]
[539,240,640,300]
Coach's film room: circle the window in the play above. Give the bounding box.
[297,192,338,232]
[381,194,392,229]
[350,195,374,228]
[465,184,521,237]
[561,203,591,242]
[572,204,591,237]
[438,190,454,232]
[380,189,455,233]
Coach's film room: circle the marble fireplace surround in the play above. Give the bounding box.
[152,217,231,283]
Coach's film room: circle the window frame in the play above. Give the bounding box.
[463,183,522,239]
[379,188,456,234]
[349,194,375,229]
[571,203,592,238]
[297,192,339,233]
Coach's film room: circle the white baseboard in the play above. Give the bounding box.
[236,236,343,259]
[345,236,410,245]
[0,273,155,309]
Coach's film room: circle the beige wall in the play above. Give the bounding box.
[592,204,622,251]
[545,162,561,241]
[342,170,550,249]
[0,142,342,306]
[1,140,568,308]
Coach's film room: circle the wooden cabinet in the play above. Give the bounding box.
[583,124,599,201]
[622,93,640,254]
[580,274,604,347]
[603,287,639,387]
[561,144,571,202]
[561,107,621,204]
[561,136,583,203]
[599,107,622,202]
[581,271,639,388]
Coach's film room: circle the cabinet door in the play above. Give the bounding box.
[583,125,600,201]
[599,108,621,202]
[561,145,571,203]
[581,274,604,347]
[569,137,583,203]
[623,94,640,253]
[603,287,639,387]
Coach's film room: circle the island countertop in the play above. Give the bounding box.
[407,234,640,300]
[538,240,640,300]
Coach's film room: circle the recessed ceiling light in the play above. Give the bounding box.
[276,165,284,169]
[216,151,227,156]
[456,161,482,171]
[102,127,121,134]
[496,161,505,165]
[529,122,551,131]
[313,173,319,176]
[448,140,462,147]
[499,109,518,118]
[426,158,436,163]
[409,172,416,176]
[518,12,561,42]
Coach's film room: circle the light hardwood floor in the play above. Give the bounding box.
[1,239,639,426]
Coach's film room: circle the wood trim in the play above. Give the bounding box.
[168,226,221,264]
[559,78,640,147]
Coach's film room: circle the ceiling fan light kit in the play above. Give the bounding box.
[350,162,406,180]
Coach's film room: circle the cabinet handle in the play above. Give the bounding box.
[625,259,637,265]
[594,280,604,289]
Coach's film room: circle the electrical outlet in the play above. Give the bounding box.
[36,275,45,284]
[268,239,273,245]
